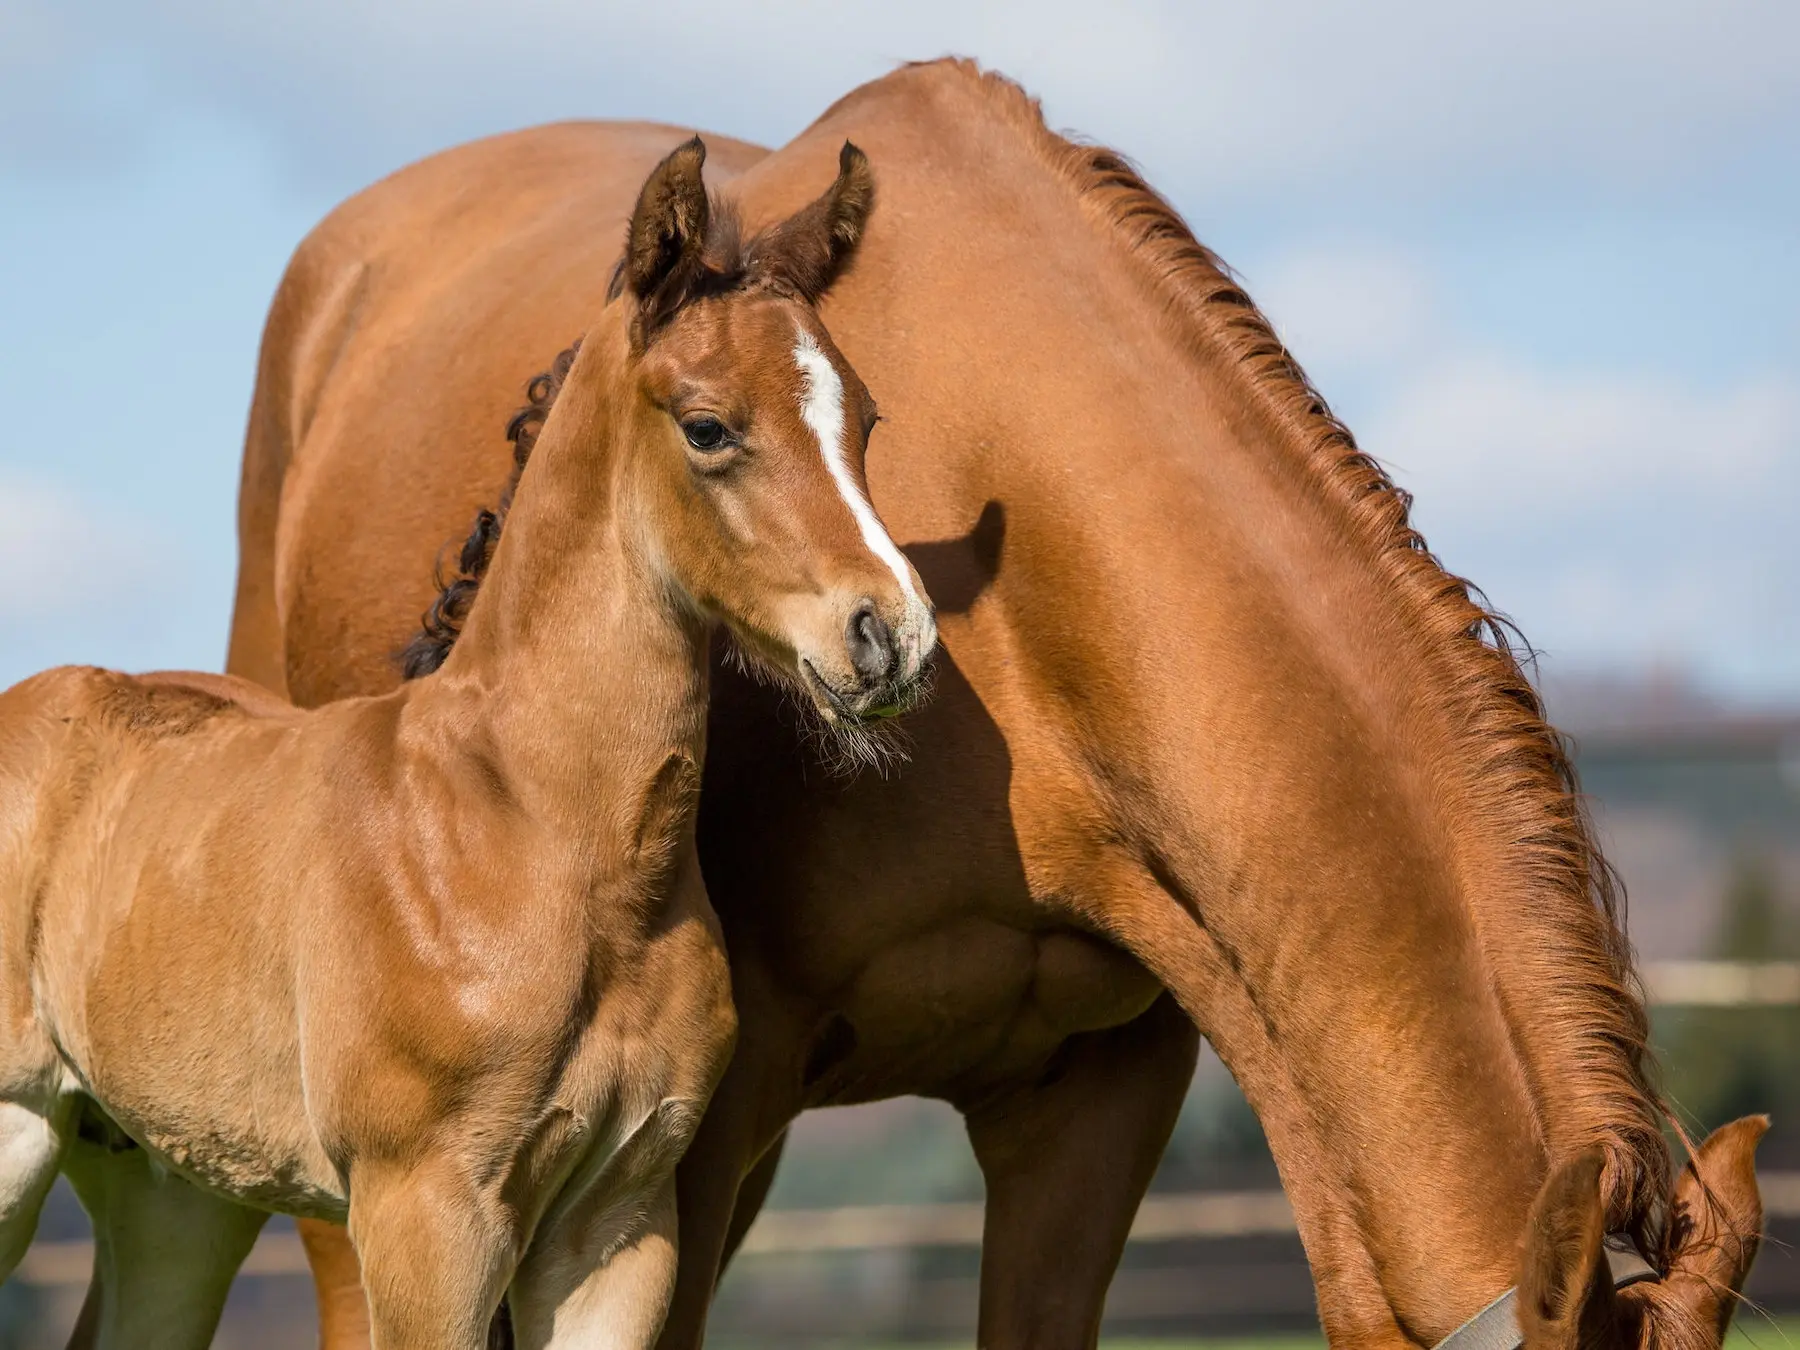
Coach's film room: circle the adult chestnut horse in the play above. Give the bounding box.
[228,61,1763,1350]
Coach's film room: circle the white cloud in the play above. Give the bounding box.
[0,473,154,620]
[1243,239,1800,688]
[1254,245,1439,377]
[1370,357,1798,513]
[1357,351,1799,689]
[21,0,1800,202]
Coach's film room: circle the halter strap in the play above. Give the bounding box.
[1431,1235,1657,1350]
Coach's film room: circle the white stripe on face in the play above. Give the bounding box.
[792,328,926,621]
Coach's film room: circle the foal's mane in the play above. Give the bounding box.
[921,59,1671,1243]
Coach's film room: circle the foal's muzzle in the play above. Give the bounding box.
[846,601,898,685]
[807,596,935,724]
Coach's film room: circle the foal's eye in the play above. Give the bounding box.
[682,417,731,452]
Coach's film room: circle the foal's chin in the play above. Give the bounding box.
[800,663,934,777]
[724,630,932,777]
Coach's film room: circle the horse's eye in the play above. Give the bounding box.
[683,417,730,452]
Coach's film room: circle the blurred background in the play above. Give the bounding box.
[1,2,1796,1346]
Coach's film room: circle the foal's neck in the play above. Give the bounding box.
[422,353,707,855]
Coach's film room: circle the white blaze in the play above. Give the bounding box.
[793,328,926,624]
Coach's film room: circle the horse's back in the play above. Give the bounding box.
[228,121,772,707]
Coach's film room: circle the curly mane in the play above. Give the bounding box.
[399,341,581,679]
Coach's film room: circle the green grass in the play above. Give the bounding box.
[1092,1320,1800,1350]
[1727,1318,1800,1350]
[736,1318,1800,1350]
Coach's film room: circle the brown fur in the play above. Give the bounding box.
[225,62,1763,1350]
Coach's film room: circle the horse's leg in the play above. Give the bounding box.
[718,1127,787,1271]
[60,1134,267,1350]
[284,1124,783,1350]
[509,1179,679,1350]
[961,993,1199,1350]
[0,1099,71,1276]
[654,1025,795,1350]
[348,1159,514,1350]
[296,1217,373,1348]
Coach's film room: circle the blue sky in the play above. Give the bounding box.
[3,1,1797,701]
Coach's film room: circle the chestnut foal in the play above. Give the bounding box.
[0,138,932,1349]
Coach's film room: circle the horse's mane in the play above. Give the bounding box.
[399,341,582,679]
[922,59,1672,1247]
[400,61,1671,1257]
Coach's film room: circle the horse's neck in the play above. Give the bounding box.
[426,384,708,854]
[983,442,1604,1337]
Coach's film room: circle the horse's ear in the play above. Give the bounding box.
[624,136,711,302]
[1517,1150,1620,1350]
[1657,1115,1767,1340]
[749,141,874,302]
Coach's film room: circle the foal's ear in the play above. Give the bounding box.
[624,136,711,302]
[749,141,875,302]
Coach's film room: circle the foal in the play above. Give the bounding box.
[0,138,933,1349]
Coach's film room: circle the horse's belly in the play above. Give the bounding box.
[818,920,1163,1102]
[45,896,343,1215]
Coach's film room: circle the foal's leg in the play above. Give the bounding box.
[61,1134,267,1350]
[349,1159,515,1350]
[0,1099,71,1277]
[961,993,1199,1350]
[509,1179,680,1350]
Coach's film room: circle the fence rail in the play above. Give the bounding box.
[1642,960,1800,1007]
[12,962,1796,1288]
[17,1173,1800,1286]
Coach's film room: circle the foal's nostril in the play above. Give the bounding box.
[845,602,897,685]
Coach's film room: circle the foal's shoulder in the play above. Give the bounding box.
[99,670,304,741]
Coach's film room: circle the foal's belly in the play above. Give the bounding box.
[82,1090,348,1220]
[806,918,1163,1105]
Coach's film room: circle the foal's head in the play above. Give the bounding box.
[600,138,935,735]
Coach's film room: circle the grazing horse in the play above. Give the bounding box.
[0,139,933,1349]
[228,60,1764,1350]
